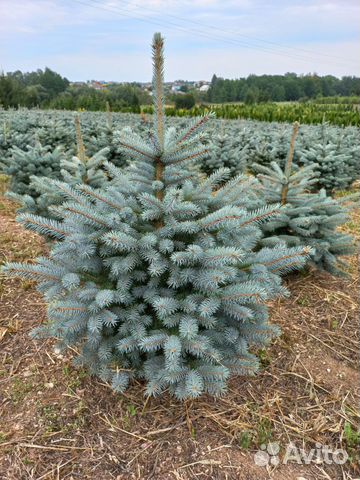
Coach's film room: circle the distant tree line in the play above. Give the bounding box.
[0,68,70,108]
[50,84,150,112]
[1,68,360,111]
[207,73,360,104]
[0,68,150,111]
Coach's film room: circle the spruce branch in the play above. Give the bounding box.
[55,306,88,313]
[165,148,209,166]
[18,214,70,239]
[3,264,60,282]
[117,141,156,162]
[47,180,89,207]
[262,246,312,272]
[77,185,125,212]
[177,113,214,145]
[63,205,109,227]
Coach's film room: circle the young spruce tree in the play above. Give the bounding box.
[4,35,311,399]
[255,122,356,276]
[2,142,63,197]
[8,115,110,216]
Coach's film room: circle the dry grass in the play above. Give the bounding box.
[0,175,18,219]
[0,193,359,480]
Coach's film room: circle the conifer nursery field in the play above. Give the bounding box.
[0,34,359,480]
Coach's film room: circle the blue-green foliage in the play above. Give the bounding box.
[246,126,298,172]
[1,142,63,196]
[297,122,359,191]
[200,120,359,191]
[203,123,249,175]
[255,160,357,275]
[0,117,34,168]
[4,34,311,400]
[1,110,359,190]
[10,146,110,216]
[4,116,111,216]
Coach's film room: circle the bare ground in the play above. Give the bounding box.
[0,188,359,480]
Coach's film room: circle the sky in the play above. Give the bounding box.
[1,0,359,81]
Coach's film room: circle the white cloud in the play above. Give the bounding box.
[0,0,359,78]
[3,39,358,80]
[0,1,68,35]
[168,41,360,78]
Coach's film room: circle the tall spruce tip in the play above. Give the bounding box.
[281,120,300,205]
[106,100,112,129]
[151,32,165,149]
[74,113,87,164]
[287,120,300,167]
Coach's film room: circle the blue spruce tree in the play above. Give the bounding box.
[297,121,355,191]
[203,121,249,175]
[254,122,356,276]
[7,115,110,216]
[4,34,311,399]
[1,142,63,197]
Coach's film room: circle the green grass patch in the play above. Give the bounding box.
[10,377,34,404]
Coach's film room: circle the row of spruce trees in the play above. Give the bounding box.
[2,35,357,399]
[2,109,358,193]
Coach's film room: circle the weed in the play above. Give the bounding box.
[122,403,137,428]
[39,399,88,434]
[296,295,310,306]
[331,319,339,330]
[258,349,272,368]
[10,378,34,403]
[63,400,87,433]
[238,431,252,449]
[40,404,62,432]
[343,421,360,466]
[343,421,360,449]
[63,366,87,392]
[127,403,137,417]
[257,418,273,446]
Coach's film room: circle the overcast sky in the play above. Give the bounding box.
[1,0,359,81]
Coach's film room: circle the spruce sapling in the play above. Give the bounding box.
[254,122,357,276]
[4,35,311,399]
